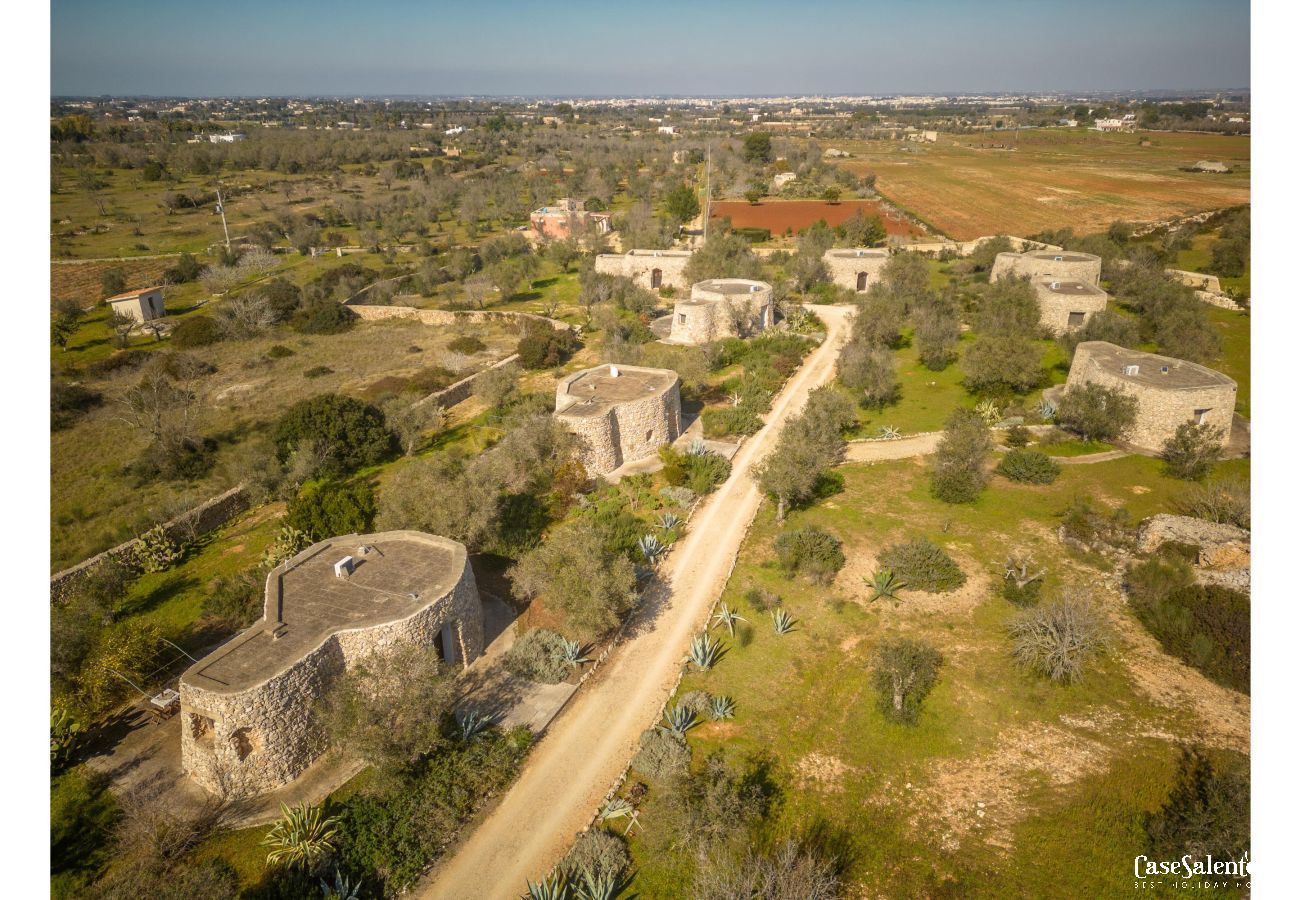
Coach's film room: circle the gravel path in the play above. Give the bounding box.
[417,306,853,899]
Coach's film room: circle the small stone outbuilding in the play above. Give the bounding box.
[992,250,1102,287]
[823,248,890,292]
[179,531,483,798]
[1065,341,1236,451]
[670,279,775,344]
[1032,278,1109,335]
[594,249,692,291]
[555,364,681,476]
[106,286,166,323]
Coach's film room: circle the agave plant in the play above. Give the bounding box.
[660,703,698,737]
[522,875,571,900]
[637,534,667,565]
[709,695,736,720]
[686,438,709,456]
[878,424,902,440]
[687,632,724,669]
[657,512,683,531]
[1039,397,1058,421]
[560,638,592,667]
[865,569,907,603]
[710,601,748,636]
[263,801,340,870]
[320,869,363,900]
[975,398,1001,426]
[575,870,620,900]
[598,797,635,824]
[455,706,495,743]
[771,608,796,635]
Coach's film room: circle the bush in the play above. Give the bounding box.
[502,628,573,684]
[702,405,763,438]
[1161,422,1225,481]
[682,452,731,496]
[878,539,965,593]
[930,408,992,503]
[1144,747,1250,861]
[448,335,487,355]
[1056,383,1139,442]
[1002,576,1043,607]
[273,394,395,477]
[1125,554,1195,608]
[202,569,264,628]
[517,323,577,369]
[1128,580,1249,693]
[773,526,844,584]
[1176,477,1250,529]
[266,344,296,359]
[170,316,221,348]
[286,479,376,540]
[995,448,1061,484]
[871,638,943,724]
[1008,590,1109,683]
[632,728,691,781]
[1060,497,1135,552]
[126,524,183,573]
[291,299,354,335]
[1004,423,1031,447]
[558,830,630,884]
[52,379,102,431]
[303,365,334,378]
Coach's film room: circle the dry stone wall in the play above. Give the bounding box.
[594,250,692,291]
[992,251,1102,286]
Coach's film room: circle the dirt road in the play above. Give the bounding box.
[418,306,852,899]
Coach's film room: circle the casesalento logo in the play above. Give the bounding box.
[1133,851,1250,889]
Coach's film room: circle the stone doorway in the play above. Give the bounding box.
[651,268,663,289]
[856,272,868,291]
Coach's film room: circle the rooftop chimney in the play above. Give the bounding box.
[334,556,355,578]
[609,365,620,378]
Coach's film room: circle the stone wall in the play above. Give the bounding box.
[1066,343,1237,451]
[669,281,774,344]
[555,365,682,475]
[991,251,1102,286]
[822,249,889,292]
[50,485,249,604]
[344,303,570,332]
[1032,278,1109,335]
[1166,269,1222,293]
[594,250,693,291]
[900,235,1061,257]
[1136,514,1250,569]
[180,533,483,797]
[413,353,522,410]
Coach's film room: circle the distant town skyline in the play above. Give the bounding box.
[52,0,1249,97]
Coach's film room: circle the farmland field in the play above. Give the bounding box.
[709,199,925,237]
[828,129,1250,240]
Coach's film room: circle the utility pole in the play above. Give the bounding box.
[702,143,711,243]
[215,187,231,253]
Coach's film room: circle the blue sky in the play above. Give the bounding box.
[51,0,1250,96]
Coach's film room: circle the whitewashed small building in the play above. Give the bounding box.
[106,286,166,323]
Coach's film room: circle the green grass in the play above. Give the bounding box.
[51,767,119,899]
[1206,306,1250,418]
[624,451,1250,897]
[1174,233,1251,297]
[1039,439,1115,457]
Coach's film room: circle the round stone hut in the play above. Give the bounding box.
[179,531,483,797]
[594,249,693,291]
[991,250,1102,287]
[554,363,682,476]
[670,279,775,344]
[823,248,890,292]
[1064,341,1236,451]
[1032,278,1109,335]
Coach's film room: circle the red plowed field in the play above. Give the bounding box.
[710,200,924,237]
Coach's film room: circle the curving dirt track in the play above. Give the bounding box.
[417,305,852,899]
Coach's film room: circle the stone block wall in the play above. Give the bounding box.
[1066,344,1237,451]
[822,249,890,292]
[594,250,692,291]
[991,251,1102,286]
[555,366,682,476]
[1032,279,1109,335]
[1167,269,1222,293]
[670,281,774,344]
[180,537,483,797]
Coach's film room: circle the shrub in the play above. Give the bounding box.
[1128,581,1249,693]
[1056,383,1139,442]
[871,638,943,724]
[405,365,459,395]
[291,299,354,335]
[1002,576,1043,607]
[502,628,573,684]
[930,408,992,503]
[1161,422,1225,481]
[878,539,965,593]
[1004,423,1031,447]
[1176,477,1250,529]
[126,524,183,573]
[1008,590,1109,683]
[632,728,691,781]
[702,405,763,438]
[273,394,395,477]
[1059,497,1135,552]
[1144,747,1250,861]
[202,569,264,628]
[517,323,577,369]
[303,365,334,378]
[1125,554,1195,608]
[447,335,486,354]
[995,448,1061,484]
[266,344,296,359]
[773,526,844,584]
[52,379,102,431]
[682,452,731,495]
[170,316,221,348]
[285,479,376,540]
[559,829,630,884]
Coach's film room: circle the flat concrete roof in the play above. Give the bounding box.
[182,532,466,695]
[626,249,691,257]
[827,249,887,258]
[692,278,770,297]
[556,364,678,418]
[1038,279,1106,296]
[1076,341,1235,391]
[1029,251,1100,262]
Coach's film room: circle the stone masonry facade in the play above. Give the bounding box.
[1066,341,1236,451]
[823,248,890,292]
[554,364,682,476]
[594,249,693,291]
[179,531,483,797]
[992,250,1103,287]
[670,279,775,344]
[1032,278,1109,335]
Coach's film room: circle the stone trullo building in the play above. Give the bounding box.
[1064,341,1236,451]
[180,531,484,797]
[670,279,775,344]
[554,364,682,476]
[822,248,890,292]
[594,249,693,291]
[1032,278,1109,335]
[991,250,1102,287]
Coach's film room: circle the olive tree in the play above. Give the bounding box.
[871,637,943,724]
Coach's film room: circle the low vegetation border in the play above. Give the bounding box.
[343,302,572,333]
